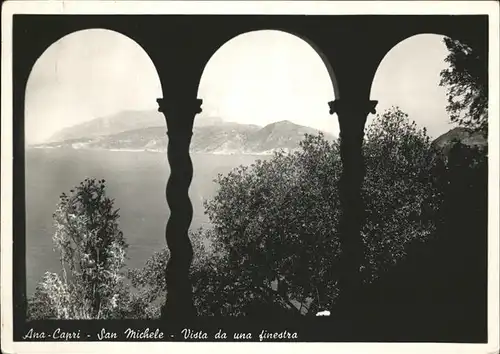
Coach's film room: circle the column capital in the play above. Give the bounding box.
[157,97,203,116]
[328,99,378,116]
[157,97,203,136]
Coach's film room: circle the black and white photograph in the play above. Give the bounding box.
[1,1,499,353]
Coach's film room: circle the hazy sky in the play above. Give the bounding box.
[25,28,454,144]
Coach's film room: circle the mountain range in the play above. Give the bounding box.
[32,110,487,155]
[33,110,336,155]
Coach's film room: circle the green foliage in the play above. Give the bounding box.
[192,107,440,316]
[123,227,224,318]
[125,107,443,317]
[439,37,488,135]
[28,178,130,319]
[362,108,442,278]
[29,105,483,319]
[197,133,343,315]
[125,248,168,319]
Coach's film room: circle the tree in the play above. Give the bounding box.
[439,37,488,135]
[126,228,223,318]
[131,107,443,317]
[201,133,346,315]
[362,108,443,279]
[28,178,129,319]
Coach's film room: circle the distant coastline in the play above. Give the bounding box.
[28,145,289,156]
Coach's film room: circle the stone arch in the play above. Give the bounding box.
[26,27,160,83]
[370,30,487,99]
[369,32,477,138]
[198,29,339,101]
[190,29,341,249]
[24,28,164,296]
[25,28,162,145]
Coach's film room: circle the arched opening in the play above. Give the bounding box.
[365,33,487,328]
[25,28,163,298]
[198,30,337,134]
[362,34,456,283]
[370,34,452,138]
[189,30,340,315]
[192,30,338,225]
[190,30,339,228]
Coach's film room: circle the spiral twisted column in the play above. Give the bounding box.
[329,99,378,301]
[157,97,202,319]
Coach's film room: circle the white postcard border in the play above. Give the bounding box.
[1,1,499,354]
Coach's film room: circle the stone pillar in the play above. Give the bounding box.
[328,99,377,301]
[157,96,202,319]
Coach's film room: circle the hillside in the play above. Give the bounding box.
[47,110,225,143]
[47,110,164,142]
[432,127,487,155]
[38,110,488,157]
[34,117,335,155]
